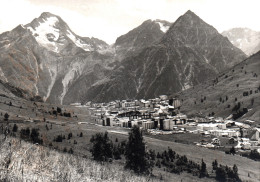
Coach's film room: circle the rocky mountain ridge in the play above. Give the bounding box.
[222,28,260,56]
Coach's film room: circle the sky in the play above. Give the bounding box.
[0,0,259,44]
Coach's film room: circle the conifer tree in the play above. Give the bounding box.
[125,126,152,174]
[90,132,113,162]
[199,159,208,178]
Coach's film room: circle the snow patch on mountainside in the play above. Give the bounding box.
[27,17,60,53]
[157,22,170,33]
[66,30,91,51]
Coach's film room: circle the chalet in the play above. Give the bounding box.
[225,120,235,127]
[212,138,221,145]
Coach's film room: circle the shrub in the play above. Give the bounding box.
[30,128,43,144]
[55,135,63,142]
[57,107,62,113]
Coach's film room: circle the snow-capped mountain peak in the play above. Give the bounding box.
[24,12,108,53]
[27,16,60,52]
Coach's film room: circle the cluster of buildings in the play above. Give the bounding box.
[193,119,260,150]
[74,95,260,151]
[87,95,185,130]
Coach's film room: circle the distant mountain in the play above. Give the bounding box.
[0,12,113,104]
[178,50,260,122]
[81,10,246,103]
[222,28,260,56]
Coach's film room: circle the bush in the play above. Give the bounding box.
[249,149,260,160]
[57,107,62,113]
[55,135,63,142]
[30,128,43,144]
[20,127,30,139]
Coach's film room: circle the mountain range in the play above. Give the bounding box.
[80,10,246,102]
[0,10,248,104]
[222,28,260,56]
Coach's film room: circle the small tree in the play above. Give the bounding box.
[125,126,152,174]
[4,113,9,121]
[12,124,18,132]
[68,148,74,154]
[63,147,67,153]
[216,165,227,181]
[30,128,43,144]
[230,146,236,155]
[199,159,208,178]
[212,159,218,170]
[79,132,83,137]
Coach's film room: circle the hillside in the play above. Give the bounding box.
[178,51,260,123]
[0,137,153,182]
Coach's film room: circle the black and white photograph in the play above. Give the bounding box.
[0,0,259,181]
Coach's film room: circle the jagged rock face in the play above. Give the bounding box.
[114,19,171,61]
[222,28,260,56]
[0,12,112,104]
[81,10,246,103]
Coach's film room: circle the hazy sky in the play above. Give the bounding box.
[0,0,259,44]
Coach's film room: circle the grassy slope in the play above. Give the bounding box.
[0,136,154,182]
[144,136,260,182]
[178,51,260,123]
